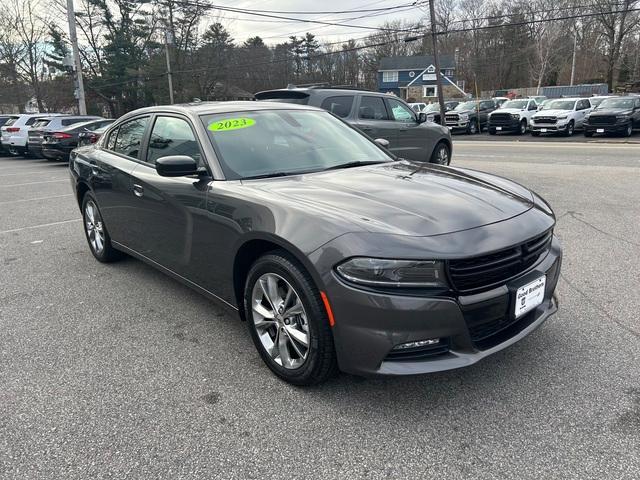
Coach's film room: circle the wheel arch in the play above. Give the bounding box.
[232,233,325,320]
[76,181,91,210]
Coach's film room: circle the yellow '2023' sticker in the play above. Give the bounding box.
[208,118,255,132]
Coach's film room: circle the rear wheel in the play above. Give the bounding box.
[81,193,124,263]
[430,142,451,165]
[244,251,338,385]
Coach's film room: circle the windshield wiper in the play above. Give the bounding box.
[322,160,388,172]
[242,172,291,180]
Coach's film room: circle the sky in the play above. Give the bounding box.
[211,0,428,45]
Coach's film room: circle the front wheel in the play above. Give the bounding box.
[564,121,574,137]
[430,142,451,165]
[518,120,527,135]
[244,252,338,385]
[488,128,496,135]
[584,130,593,137]
[467,121,478,135]
[625,123,633,137]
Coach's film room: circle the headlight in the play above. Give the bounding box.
[617,114,630,121]
[511,114,520,120]
[335,258,447,288]
[458,113,469,120]
[557,115,568,120]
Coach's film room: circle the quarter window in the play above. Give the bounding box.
[113,117,149,159]
[147,116,202,165]
[387,98,415,122]
[320,96,354,118]
[358,96,389,120]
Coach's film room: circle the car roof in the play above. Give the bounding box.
[121,101,323,119]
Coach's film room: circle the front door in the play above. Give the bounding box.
[353,95,398,148]
[385,97,430,162]
[127,114,210,276]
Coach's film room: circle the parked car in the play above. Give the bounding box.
[70,101,561,385]
[28,115,101,158]
[255,87,452,164]
[584,96,640,137]
[445,99,497,134]
[530,98,592,136]
[0,116,14,154]
[0,113,57,156]
[588,96,613,108]
[487,98,539,134]
[537,99,553,111]
[492,96,510,108]
[422,101,459,124]
[528,95,547,104]
[41,118,113,161]
[409,102,427,113]
[78,123,113,147]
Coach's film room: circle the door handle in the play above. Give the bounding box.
[133,184,144,197]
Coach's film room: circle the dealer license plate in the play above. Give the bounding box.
[597,128,604,133]
[496,126,502,131]
[541,128,547,133]
[515,276,546,318]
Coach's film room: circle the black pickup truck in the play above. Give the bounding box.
[584,96,640,137]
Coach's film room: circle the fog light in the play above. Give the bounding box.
[392,338,441,350]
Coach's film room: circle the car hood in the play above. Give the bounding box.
[494,108,526,115]
[590,109,632,115]
[243,162,534,237]
[533,109,573,117]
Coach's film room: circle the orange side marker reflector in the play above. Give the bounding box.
[320,291,335,327]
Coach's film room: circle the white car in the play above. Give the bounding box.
[487,98,539,135]
[0,113,52,155]
[530,98,592,136]
[409,102,428,113]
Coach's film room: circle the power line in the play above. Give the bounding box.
[208,2,427,16]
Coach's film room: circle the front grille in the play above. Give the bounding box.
[445,113,459,122]
[490,113,514,124]
[533,116,557,124]
[448,230,553,293]
[588,115,616,125]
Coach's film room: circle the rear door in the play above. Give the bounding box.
[127,114,209,276]
[385,97,431,161]
[91,116,150,243]
[353,95,398,148]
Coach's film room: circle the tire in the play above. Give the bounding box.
[488,128,496,135]
[584,131,593,137]
[244,251,338,385]
[518,120,527,135]
[430,142,451,165]
[625,123,633,137]
[81,192,124,263]
[564,121,574,137]
[467,121,477,135]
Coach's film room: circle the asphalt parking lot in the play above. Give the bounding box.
[1,141,639,479]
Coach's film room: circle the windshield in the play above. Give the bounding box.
[597,98,634,109]
[502,100,528,109]
[454,101,478,111]
[545,100,577,110]
[424,104,440,112]
[589,97,606,107]
[201,110,391,180]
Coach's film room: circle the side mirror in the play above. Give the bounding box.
[156,155,199,177]
[417,112,428,123]
[374,138,390,148]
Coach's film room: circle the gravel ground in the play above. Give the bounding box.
[1,141,639,479]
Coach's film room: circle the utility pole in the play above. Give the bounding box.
[66,0,87,115]
[429,0,446,127]
[570,32,577,86]
[164,30,174,104]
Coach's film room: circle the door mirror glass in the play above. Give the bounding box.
[156,155,199,177]
[417,112,428,123]
[374,138,390,148]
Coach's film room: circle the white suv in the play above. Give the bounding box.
[530,98,592,136]
[0,114,50,155]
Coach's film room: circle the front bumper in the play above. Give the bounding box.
[584,123,629,134]
[322,236,562,377]
[489,119,521,132]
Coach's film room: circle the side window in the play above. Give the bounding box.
[358,96,389,120]
[105,127,118,150]
[635,98,640,108]
[25,117,39,126]
[528,101,537,111]
[320,96,354,118]
[113,117,148,159]
[62,118,86,126]
[147,116,202,165]
[386,98,416,122]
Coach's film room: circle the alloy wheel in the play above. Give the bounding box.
[84,200,105,254]
[435,145,450,165]
[251,273,310,369]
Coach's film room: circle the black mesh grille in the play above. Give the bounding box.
[588,115,616,125]
[445,113,459,121]
[490,113,514,124]
[448,230,552,293]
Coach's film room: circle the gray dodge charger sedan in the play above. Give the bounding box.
[69,102,562,385]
